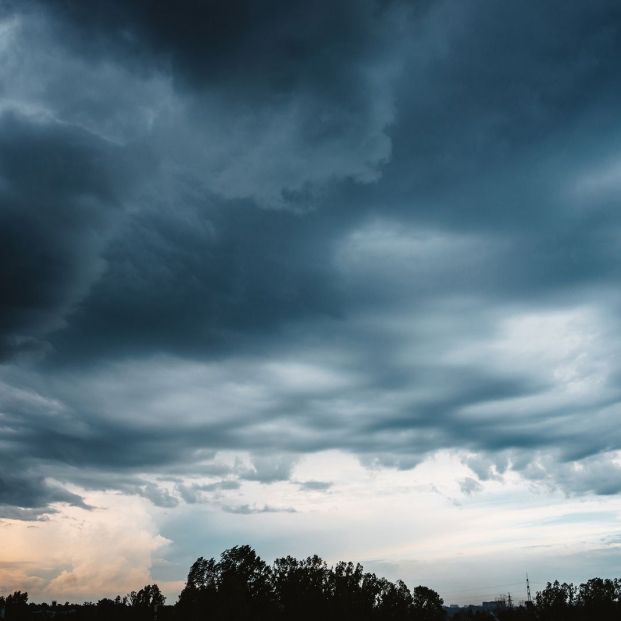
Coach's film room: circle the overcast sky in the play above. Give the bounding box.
[2,0,621,606]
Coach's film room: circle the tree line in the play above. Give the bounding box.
[1,545,621,620]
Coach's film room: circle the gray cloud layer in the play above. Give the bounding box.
[3,0,621,518]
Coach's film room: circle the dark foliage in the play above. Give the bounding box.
[2,547,621,621]
[176,545,444,621]
[454,578,621,621]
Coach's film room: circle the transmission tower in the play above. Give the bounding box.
[526,573,533,604]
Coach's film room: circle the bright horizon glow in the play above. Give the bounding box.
[2,450,621,605]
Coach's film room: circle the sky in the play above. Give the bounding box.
[2,0,621,607]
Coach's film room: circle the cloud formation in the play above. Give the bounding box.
[1,0,621,563]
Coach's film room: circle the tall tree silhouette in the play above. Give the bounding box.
[327,561,381,620]
[3,591,29,621]
[535,580,575,621]
[412,585,444,621]
[177,556,219,620]
[577,577,619,619]
[375,578,413,621]
[272,554,330,620]
[216,545,275,621]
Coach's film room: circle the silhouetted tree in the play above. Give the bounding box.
[95,596,129,621]
[177,556,218,620]
[272,554,329,620]
[535,580,575,621]
[576,577,619,619]
[375,578,413,621]
[216,545,275,621]
[328,561,367,619]
[4,591,29,621]
[129,584,165,608]
[175,547,451,621]
[412,585,445,621]
[127,584,165,621]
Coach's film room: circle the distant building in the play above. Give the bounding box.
[444,601,503,618]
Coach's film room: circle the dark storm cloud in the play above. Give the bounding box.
[48,198,346,361]
[40,0,396,95]
[372,0,621,221]
[0,473,89,521]
[3,0,621,519]
[31,0,399,206]
[0,112,140,360]
[177,480,241,504]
